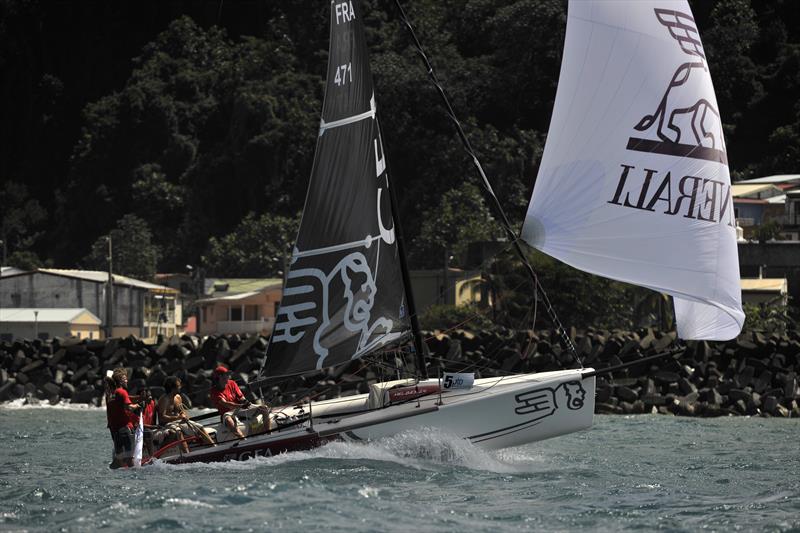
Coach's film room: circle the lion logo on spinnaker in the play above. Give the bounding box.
[626,8,727,165]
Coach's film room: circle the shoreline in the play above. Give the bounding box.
[1,328,798,418]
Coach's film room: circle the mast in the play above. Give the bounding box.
[383,157,428,379]
[393,0,580,363]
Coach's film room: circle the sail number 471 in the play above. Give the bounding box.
[334,63,352,86]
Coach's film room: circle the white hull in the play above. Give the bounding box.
[327,369,595,450]
[160,369,595,464]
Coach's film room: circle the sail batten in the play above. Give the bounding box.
[522,0,744,341]
[264,1,411,377]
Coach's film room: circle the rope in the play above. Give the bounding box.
[392,0,581,368]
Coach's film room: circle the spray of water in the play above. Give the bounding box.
[149,428,546,474]
[0,398,102,411]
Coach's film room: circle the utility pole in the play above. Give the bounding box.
[34,310,39,339]
[106,236,113,339]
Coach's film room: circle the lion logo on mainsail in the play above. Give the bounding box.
[626,8,727,165]
[273,249,394,369]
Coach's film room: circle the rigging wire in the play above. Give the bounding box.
[392,0,582,369]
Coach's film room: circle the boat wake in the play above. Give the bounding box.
[150,428,545,474]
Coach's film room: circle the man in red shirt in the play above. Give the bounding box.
[209,366,270,439]
[105,368,140,468]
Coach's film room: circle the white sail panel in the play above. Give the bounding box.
[521,1,744,340]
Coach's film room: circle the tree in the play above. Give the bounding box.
[203,211,300,277]
[6,250,45,270]
[488,248,635,331]
[0,181,47,260]
[410,183,503,269]
[84,214,159,281]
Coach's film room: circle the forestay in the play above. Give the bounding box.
[521,1,744,340]
[265,1,411,376]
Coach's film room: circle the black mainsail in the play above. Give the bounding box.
[264,1,412,377]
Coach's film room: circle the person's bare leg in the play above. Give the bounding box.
[225,416,245,438]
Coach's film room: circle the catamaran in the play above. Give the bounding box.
[147,0,743,465]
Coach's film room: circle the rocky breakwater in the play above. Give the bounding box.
[423,327,800,418]
[0,328,798,418]
[0,334,272,407]
[581,329,800,417]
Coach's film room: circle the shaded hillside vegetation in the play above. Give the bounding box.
[1,0,798,327]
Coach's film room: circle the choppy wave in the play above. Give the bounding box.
[1,409,799,532]
[0,398,102,410]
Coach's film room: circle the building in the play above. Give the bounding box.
[409,268,488,314]
[740,278,788,307]
[731,183,785,232]
[738,242,800,306]
[733,174,800,239]
[0,308,102,341]
[196,278,283,336]
[0,268,181,341]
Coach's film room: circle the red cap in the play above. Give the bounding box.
[213,365,230,376]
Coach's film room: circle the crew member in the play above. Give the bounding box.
[105,368,140,469]
[140,388,175,457]
[209,366,270,439]
[157,376,215,451]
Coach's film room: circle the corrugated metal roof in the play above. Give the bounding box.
[740,278,787,293]
[203,278,283,295]
[0,308,102,323]
[196,290,263,304]
[0,266,28,277]
[38,268,177,293]
[737,174,800,185]
[766,194,786,204]
[731,184,782,198]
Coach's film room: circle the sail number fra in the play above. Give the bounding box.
[334,63,353,86]
[335,2,356,24]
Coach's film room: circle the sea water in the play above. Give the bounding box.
[0,403,798,532]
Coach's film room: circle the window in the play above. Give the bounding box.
[245,305,259,321]
[230,307,242,321]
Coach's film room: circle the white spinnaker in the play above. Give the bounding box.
[521,1,744,340]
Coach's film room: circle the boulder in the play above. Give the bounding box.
[678,377,697,395]
[60,382,75,399]
[72,388,96,404]
[42,382,61,397]
[642,393,666,406]
[654,370,680,385]
[616,385,639,403]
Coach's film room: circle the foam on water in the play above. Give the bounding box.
[148,428,544,474]
[0,398,102,411]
